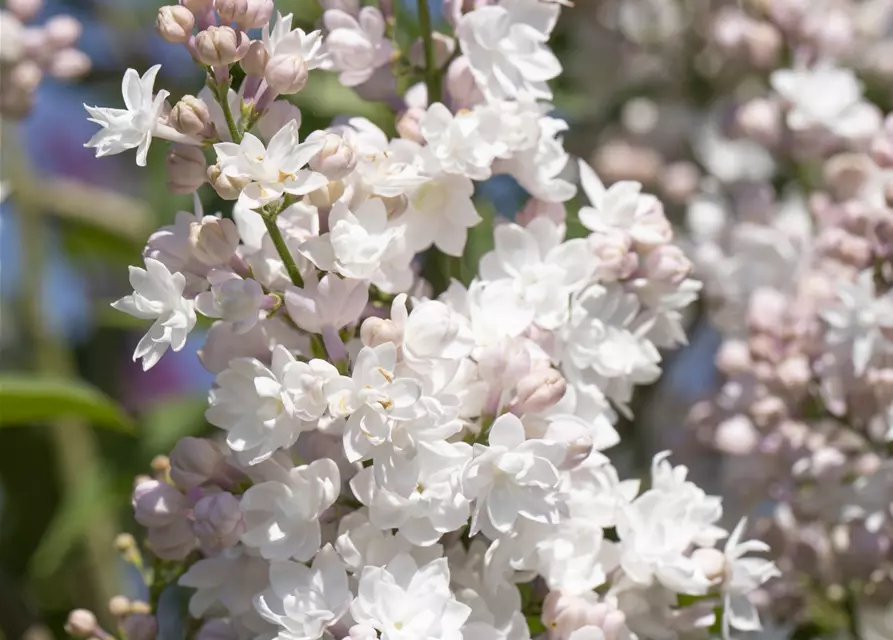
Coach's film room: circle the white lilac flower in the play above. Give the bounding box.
[285,272,369,334]
[335,508,444,573]
[822,269,893,376]
[421,103,504,180]
[214,120,328,209]
[479,217,593,330]
[254,544,352,640]
[240,458,340,561]
[262,12,328,68]
[205,345,316,465]
[111,257,197,371]
[179,545,270,618]
[403,172,482,257]
[85,65,200,166]
[462,413,565,538]
[350,554,471,640]
[323,6,394,87]
[195,269,268,334]
[718,518,781,639]
[456,0,562,101]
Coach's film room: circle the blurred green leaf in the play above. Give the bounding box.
[461,199,496,285]
[0,375,136,434]
[287,72,396,135]
[60,220,144,266]
[140,395,209,453]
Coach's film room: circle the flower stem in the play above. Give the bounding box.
[261,207,304,288]
[213,79,242,143]
[417,0,442,104]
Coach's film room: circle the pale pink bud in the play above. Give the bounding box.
[751,395,787,427]
[630,198,673,249]
[207,162,246,200]
[11,59,42,92]
[306,180,346,212]
[769,0,807,30]
[511,368,567,415]
[167,144,207,194]
[121,614,158,640]
[192,492,244,552]
[264,52,309,94]
[147,519,197,560]
[132,479,186,527]
[170,94,211,136]
[593,140,663,186]
[644,244,692,285]
[156,5,195,44]
[445,56,483,110]
[589,228,636,282]
[777,355,811,392]
[516,198,566,227]
[189,216,240,266]
[65,610,99,638]
[743,21,782,68]
[240,39,268,76]
[196,620,238,640]
[409,32,455,69]
[308,133,357,181]
[396,107,425,143]
[169,437,225,489]
[6,0,43,21]
[214,0,274,29]
[108,595,131,617]
[348,625,379,640]
[736,97,781,147]
[542,591,629,640]
[715,414,759,455]
[360,317,401,348]
[747,287,788,334]
[48,48,90,79]
[871,133,893,169]
[823,153,873,201]
[659,162,700,205]
[692,547,727,582]
[193,25,246,66]
[803,10,853,58]
[711,10,747,53]
[181,0,214,13]
[44,15,82,49]
[716,339,751,376]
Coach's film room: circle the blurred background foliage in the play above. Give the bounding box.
[0,0,729,637]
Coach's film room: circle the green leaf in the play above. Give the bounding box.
[0,375,136,434]
[526,615,546,635]
[140,395,210,453]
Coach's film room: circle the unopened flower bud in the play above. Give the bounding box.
[170,94,211,137]
[189,216,240,266]
[108,595,131,617]
[308,133,357,181]
[264,52,309,94]
[630,197,673,249]
[715,414,759,455]
[6,0,43,22]
[736,97,781,147]
[193,25,246,66]
[306,179,346,212]
[44,15,82,49]
[48,48,91,80]
[208,163,247,200]
[542,591,629,640]
[716,339,751,376]
[169,437,225,489]
[777,355,810,393]
[115,532,136,553]
[589,228,636,282]
[156,5,195,44]
[192,492,244,552]
[516,198,566,227]
[659,162,700,205]
[512,368,567,415]
[692,547,727,582]
[240,39,268,76]
[744,21,782,68]
[823,153,873,201]
[196,620,238,640]
[11,59,42,93]
[122,613,158,640]
[214,0,274,29]
[182,0,214,12]
[360,316,401,347]
[644,244,692,285]
[166,144,207,194]
[65,610,100,638]
[132,479,186,527]
[445,56,483,110]
[396,107,425,143]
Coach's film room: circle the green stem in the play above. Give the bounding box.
[843,587,862,640]
[261,209,304,288]
[417,0,442,103]
[214,81,242,143]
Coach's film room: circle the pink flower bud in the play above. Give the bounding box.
[777,354,811,393]
[348,625,379,640]
[156,5,195,44]
[170,94,211,136]
[147,519,197,560]
[360,317,401,348]
[308,133,357,180]
[736,97,782,147]
[207,162,247,200]
[516,198,566,227]
[167,144,207,194]
[170,437,226,489]
[644,244,692,285]
[264,52,309,94]
[396,107,425,143]
[192,492,244,552]
[747,287,788,334]
[189,216,240,266]
[65,610,99,639]
[11,59,42,92]
[445,56,483,110]
[588,228,636,282]
[240,39,268,76]
[182,0,214,13]
[193,25,247,66]
[214,0,274,29]
[823,153,874,201]
[659,161,700,205]
[196,620,238,640]
[630,197,673,250]
[6,0,43,21]
[132,479,186,527]
[715,414,759,455]
[44,14,82,49]
[542,591,629,640]
[121,614,158,640]
[715,339,751,376]
[743,21,782,69]
[511,368,567,415]
[48,48,91,80]
[306,180,347,213]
